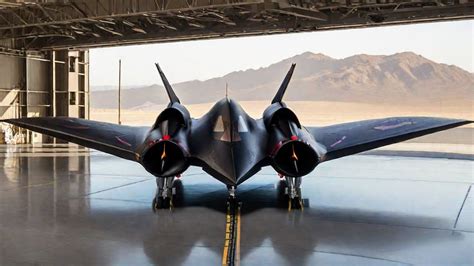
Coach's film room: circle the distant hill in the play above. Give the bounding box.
[91,85,143,91]
[91,52,473,109]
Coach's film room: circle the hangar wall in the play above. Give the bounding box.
[0,50,89,144]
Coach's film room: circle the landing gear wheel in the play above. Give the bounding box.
[152,176,182,212]
[277,179,289,207]
[152,196,172,211]
[152,197,158,212]
[288,197,304,211]
[226,196,237,208]
[171,179,184,207]
[290,187,304,210]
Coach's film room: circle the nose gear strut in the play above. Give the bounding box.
[227,185,236,199]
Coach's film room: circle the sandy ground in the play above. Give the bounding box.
[91,101,473,126]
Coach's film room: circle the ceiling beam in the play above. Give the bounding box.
[0,0,472,50]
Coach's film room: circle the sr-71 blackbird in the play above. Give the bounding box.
[2,64,471,210]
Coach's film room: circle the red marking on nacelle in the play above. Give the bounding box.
[64,125,90,130]
[115,136,132,147]
[290,135,298,141]
[271,141,283,156]
[163,135,171,141]
[330,135,346,148]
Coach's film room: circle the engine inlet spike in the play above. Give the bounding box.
[291,143,299,173]
[161,143,166,172]
[291,143,298,161]
[161,143,167,160]
[293,160,299,174]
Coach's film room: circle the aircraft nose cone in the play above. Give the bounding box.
[203,142,250,186]
[198,98,265,186]
[192,98,268,186]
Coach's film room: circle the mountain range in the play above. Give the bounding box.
[91,52,473,109]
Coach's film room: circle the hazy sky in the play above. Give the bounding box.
[90,20,473,87]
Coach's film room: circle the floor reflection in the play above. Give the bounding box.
[0,145,472,265]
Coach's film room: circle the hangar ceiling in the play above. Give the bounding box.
[0,0,473,50]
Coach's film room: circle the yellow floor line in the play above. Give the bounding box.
[235,205,241,266]
[222,210,231,266]
[222,203,242,266]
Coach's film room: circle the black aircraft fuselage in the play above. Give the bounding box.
[139,98,324,186]
[3,63,471,209]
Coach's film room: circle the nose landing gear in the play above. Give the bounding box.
[226,185,238,206]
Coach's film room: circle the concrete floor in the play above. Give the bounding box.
[0,144,472,266]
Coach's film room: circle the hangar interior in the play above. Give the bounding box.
[0,2,473,266]
[0,0,473,143]
[0,50,89,143]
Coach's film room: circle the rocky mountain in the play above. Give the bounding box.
[91,52,473,109]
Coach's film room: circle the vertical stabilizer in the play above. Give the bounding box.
[271,64,296,104]
[155,63,180,104]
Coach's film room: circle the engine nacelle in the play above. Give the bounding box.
[265,103,320,177]
[141,139,190,177]
[263,102,301,130]
[270,138,319,177]
[140,103,191,177]
[153,102,190,130]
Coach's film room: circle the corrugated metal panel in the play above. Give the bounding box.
[0,39,14,49]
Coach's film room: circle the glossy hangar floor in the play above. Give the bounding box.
[0,144,472,266]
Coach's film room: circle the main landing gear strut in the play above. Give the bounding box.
[278,176,304,210]
[152,176,182,211]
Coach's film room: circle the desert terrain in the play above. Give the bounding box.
[91,100,473,158]
[90,51,473,157]
[91,100,473,127]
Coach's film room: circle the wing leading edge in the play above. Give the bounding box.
[1,117,149,161]
[308,117,472,162]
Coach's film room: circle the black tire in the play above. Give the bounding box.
[226,196,238,209]
[152,196,171,211]
[152,197,158,212]
[161,197,171,209]
[172,179,184,206]
[291,198,303,210]
[276,180,289,208]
